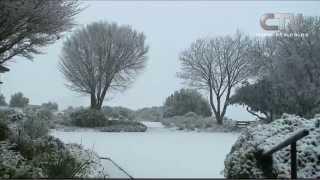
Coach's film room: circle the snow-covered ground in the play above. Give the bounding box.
[51,122,239,178]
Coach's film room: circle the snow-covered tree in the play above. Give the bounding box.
[41,102,58,111]
[163,89,212,118]
[234,16,320,119]
[9,92,29,108]
[59,21,149,110]
[0,0,81,65]
[178,31,251,124]
[0,94,7,106]
[230,79,288,122]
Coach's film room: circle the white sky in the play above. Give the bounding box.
[1,1,320,121]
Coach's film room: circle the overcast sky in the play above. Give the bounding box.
[2,1,320,121]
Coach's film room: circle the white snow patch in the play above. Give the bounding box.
[51,122,239,178]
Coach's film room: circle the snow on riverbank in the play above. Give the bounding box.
[51,122,239,178]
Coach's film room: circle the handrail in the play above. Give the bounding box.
[260,128,309,179]
[262,129,309,156]
[100,156,134,179]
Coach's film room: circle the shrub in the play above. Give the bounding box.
[0,94,7,106]
[9,131,35,160]
[39,149,81,178]
[0,142,43,178]
[7,133,95,178]
[102,106,135,121]
[37,108,54,121]
[34,137,94,178]
[41,102,58,112]
[1,108,97,178]
[65,143,106,178]
[56,107,86,126]
[0,119,9,141]
[161,112,238,132]
[0,107,25,122]
[55,112,72,126]
[18,112,49,139]
[100,120,147,132]
[161,112,211,130]
[163,88,212,118]
[70,109,108,127]
[134,106,163,122]
[9,92,29,108]
[224,114,320,178]
[8,111,25,122]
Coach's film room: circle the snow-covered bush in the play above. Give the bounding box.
[100,120,147,132]
[18,112,49,139]
[70,109,108,127]
[102,106,135,121]
[5,133,99,178]
[9,92,29,108]
[134,106,163,122]
[36,109,53,121]
[23,104,58,128]
[66,143,107,177]
[54,111,72,126]
[161,112,207,130]
[41,102,58,112]
[34,137,96,178]
[0,107,25,122]
[9,111,25,122]
[0,94,7,106]
[0,107,103,178]
[23,106,54,121]
[163,89,212,118]
[224,114,320,178]
[0,118,9,141]
[161,112,237,132]
[0,142,43,178]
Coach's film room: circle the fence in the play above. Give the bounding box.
[235,120,253,128]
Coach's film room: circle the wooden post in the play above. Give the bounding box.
[261,129,309,179]
[291,142,297,179]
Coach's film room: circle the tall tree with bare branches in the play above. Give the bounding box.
[0,0,81,66]
[59,21,149,110]
[178,32,251,124]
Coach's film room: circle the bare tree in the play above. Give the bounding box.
[59,22,148,110]
[178,32,251,124]
[0,0,81,65]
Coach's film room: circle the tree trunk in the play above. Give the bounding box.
[209,84,217,113]
[208,82,224,125]
[216,114,223,125]
[95,79,111,110]
[90,93,99,110]
[96,91,107,110]
[96,101,103,110]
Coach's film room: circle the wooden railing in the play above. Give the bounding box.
[259,129,309,179]
[235,120,253,128]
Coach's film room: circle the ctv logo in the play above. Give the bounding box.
[260,13,303,31]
